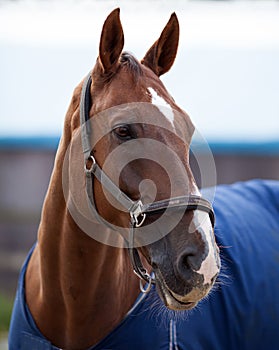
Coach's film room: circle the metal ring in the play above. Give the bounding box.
[84,155,96,174]
[140,275,153,294]
[134,213,146,228]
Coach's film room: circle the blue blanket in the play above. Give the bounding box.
[9,180,279,350]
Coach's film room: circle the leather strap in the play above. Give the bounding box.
[85,156,143,215]
[142,195,215,227]
[80,72,93,160]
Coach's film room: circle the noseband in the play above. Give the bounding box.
[80,72,215,293]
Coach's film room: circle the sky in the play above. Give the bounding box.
[0,0,278,141]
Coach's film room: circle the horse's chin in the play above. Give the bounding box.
[155,271,209,311]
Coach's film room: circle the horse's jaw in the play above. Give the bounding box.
[154,268,214,311]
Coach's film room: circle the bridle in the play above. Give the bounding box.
[80,72,215,293]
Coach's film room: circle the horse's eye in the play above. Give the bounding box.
[113,126,132,140]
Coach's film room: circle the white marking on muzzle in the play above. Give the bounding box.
[147,87,175,128]
[192,211,220,285]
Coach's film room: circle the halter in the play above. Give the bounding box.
[80,72,215,293]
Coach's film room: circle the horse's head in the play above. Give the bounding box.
[82,9,220,311]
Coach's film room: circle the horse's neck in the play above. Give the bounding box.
[25,136,140,349]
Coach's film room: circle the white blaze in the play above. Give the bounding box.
[148,87,175,128]
[192,211,220,285]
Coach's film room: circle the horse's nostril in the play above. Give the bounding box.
[181,254,192,269]
[176,250,200,280]
[181,253,199,271]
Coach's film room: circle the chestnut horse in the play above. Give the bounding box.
[10,8,221,350]
[9,8,279,350]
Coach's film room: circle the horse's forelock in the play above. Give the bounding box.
[120,52,143,79]
[93,51,143,86]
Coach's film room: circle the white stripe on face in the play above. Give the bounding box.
[147,87,175,128]
[191,211,220,285]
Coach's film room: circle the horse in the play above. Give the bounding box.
[9,9,279,350]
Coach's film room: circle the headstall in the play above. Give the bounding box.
[80,72,215,293]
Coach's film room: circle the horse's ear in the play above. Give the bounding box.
[141,13,179,76]
[98,8,124,74]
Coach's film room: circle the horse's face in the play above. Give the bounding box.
[89,9,220,310]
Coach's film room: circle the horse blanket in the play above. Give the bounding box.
[9,179,279,350]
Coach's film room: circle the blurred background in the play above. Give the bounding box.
[0,0,278,347]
